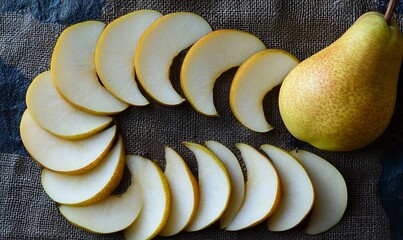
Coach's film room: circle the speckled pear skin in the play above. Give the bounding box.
[279,12,403,151]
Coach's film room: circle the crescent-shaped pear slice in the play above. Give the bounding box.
[95,10,162,105]
[261,144,315,231]
[20,110,116,174]
[230,49,299,132]
[181,29,266,116]
[124,155,171,240]
[26,71,112,140]
[135,12,212,105]
[184,142,231,232]
[59,157,143,234]
[205,140,245,229]
[41,137,124,206]
[159,147,199,237]
[290,149,348,234]
[51,21,128,115]
[225,143,280,231]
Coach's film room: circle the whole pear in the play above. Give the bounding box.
[279,12,403,151]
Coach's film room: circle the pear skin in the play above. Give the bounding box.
[279,12,403,151]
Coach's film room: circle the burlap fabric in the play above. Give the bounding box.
[1,0,402,239]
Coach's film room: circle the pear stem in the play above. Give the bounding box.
[384,0,398,24]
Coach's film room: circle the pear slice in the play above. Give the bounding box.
[95,10,162,106]
[51,21,128,115]
[184,142,231,232]
[230,49,299,132]
[58,163,143,234]
[135,12,212,105]
[181,29,266,116]
[41,137,124,206]
[205,140,245,229]
[20,110,116,174]
[225,143,280,231]
[159,147,199,237]
[261,144,314,231]
[124,155,171,239]
[290,149,348,234]
[26,71,112,140]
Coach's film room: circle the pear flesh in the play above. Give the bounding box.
[26,71,112,140]
[226,144,280,231]
[261,144,314,231]
[20,110,116,174]
[184,142,231,232]
[135,12,212,105]
[51,21,128,115]
[95,10,162,106]
[124,155,171,240]
[290,149,348,234]
[279,12,403,151]
[58,168,143,234]
[41,137,125,206]
[159,147,199,236]
[205,141,245,229]
[181,29,266,116]
[230,49,299,132]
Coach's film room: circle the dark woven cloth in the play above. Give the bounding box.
[1,0,402,239]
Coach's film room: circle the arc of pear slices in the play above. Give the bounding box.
[181,29,266,116]
[230,49,299,132]
[124,155,171,240]
[51,21,128,115]
[135,12,212,105]
[184,142,231,232]
[59,159,143,234]
[290,150,348,234]
[159,147,199,237]
[41,137,125,206]
[261,144,315,231]
[205,141,245,229]
[226,144,280,231]
[95,10,163,106]
[26,71,112,140]
[20,110,116,174]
